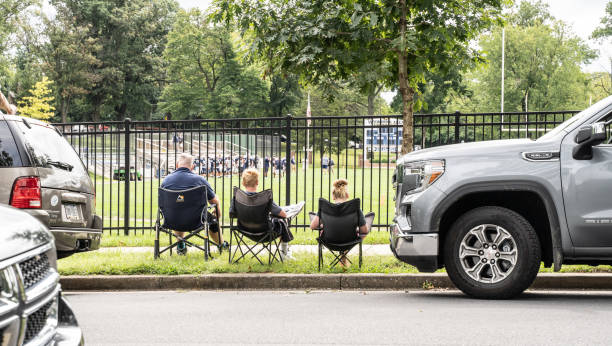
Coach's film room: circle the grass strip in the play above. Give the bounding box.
[101,230,390,247]
[59,250,612,276]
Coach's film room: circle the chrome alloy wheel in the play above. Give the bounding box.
[458,224,518,284]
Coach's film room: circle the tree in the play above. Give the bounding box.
[463,1,597,112]
[267,73,302,117]
[592,1,612,39]
[42,2,101,123]
[390,68,468,113]
[18,76,55,120]
[0,1,42,102]
[56,0,178,121]
[0,0,39,52]
[592,1,612,96]
[213,0,505,153]
[160,9,269,119]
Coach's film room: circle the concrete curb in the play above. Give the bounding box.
[60,273,612,291]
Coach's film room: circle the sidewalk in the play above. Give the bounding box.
[99,244,394,256]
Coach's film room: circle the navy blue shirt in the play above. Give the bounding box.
[161,167,216,200]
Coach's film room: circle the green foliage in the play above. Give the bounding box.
[0,1,41,104]
[42,2,101,123]
[57,0,179,121]
[447,1,599,113]
[268,73,302,117]
[18,76,55,120]
[212,0,506,153]
[592,1,612,40]
[0,0,39,52]
[160,9,269,119]
[591,1,611,97]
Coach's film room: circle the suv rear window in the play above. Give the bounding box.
[14,122,86,175]
[0,120,23,167]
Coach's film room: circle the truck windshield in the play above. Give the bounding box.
[15,122,86,175]
[538,95,612,141]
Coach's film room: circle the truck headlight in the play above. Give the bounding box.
[399,160,445,195]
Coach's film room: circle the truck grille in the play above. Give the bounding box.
[23,300,53,344]
[19,253,50,289]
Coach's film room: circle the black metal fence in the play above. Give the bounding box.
[53,110,579,235]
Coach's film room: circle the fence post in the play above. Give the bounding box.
[454,111,461,143]
[285,115,292,205]
[124,118,131,236]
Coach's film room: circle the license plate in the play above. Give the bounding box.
[64,204,81,222]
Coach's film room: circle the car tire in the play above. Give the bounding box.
[444,206,541,299]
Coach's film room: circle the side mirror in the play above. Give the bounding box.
[572,122,607,160]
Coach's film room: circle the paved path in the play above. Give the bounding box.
[100,244,394,256]
[67,290,612,345]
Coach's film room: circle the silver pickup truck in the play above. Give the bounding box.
[390,95,612,299]
[0,204,83,345]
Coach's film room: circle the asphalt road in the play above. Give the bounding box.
[67,290,612,345]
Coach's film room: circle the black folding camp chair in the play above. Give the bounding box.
[312,198,374,271]
[229,187,283,265]
[154,185,217,260]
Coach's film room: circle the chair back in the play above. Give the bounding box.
[159,185,207,232]
[318,198,361,244]
[232,187,272,233]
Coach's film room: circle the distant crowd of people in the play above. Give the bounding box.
[190,155,297,177]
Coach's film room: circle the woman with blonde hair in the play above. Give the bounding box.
[310,179,369,266]
[231,168,295,260]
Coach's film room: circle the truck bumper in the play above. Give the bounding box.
[50,227,102,254]
[389,224,438,272]
[53,294,84,346]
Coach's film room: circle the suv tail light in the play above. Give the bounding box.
[10,177,42,209]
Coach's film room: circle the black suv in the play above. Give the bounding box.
[0,113,102,258]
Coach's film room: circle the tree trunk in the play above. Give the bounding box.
[92,103,101,122]
[398,0,414,155]
[367,91,375,116]
[60,98,69,123]
[399,81,414,155]
[117,102,127,120]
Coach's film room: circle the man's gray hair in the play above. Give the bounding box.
[176,152,194,168]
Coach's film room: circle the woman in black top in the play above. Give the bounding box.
[309,179,369,266]
[233,168,294,260]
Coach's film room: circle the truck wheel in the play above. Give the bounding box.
[444,206,541,299]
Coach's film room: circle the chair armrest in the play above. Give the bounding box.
[308,212,322,230]
[364,212,375,230]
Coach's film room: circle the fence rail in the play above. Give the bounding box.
[54,110,579,235]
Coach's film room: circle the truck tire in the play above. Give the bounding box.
[444,206,541,299]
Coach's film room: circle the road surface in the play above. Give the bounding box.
[66,290,612,345]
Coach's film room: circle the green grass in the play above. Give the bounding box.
[93,165,398,232]
[58,250,612,276]
[101,229,391,247]
[58,250,418,275]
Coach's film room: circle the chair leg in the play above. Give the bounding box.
[154,224,160,259]
[204,224,209,261]
[318,244,322,272]
[359,242,363,269]
[229,229,233,264]
[268,241,272,265]
[169,232,172,256]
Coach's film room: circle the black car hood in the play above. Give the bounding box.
[0,205,53,262]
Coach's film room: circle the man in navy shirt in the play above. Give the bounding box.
[161,153,226,254]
